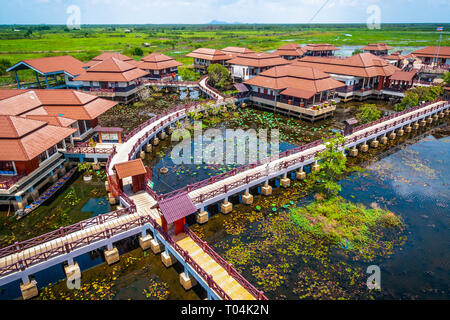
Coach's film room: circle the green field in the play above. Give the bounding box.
[0,24,449,85]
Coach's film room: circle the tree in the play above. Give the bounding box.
[0,59,11,76]
[395,86,443,111]
[132,47,143,56]
[442,72,450,85]
[207,64,232,91]
[356,104,381,124]
[352,49,363,55]
[306,134,360,199]
[179,68,200,81]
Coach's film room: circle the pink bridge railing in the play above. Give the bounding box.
[66,146,115,155]
[142,79,199,87]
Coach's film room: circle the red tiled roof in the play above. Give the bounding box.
[227,53,290,68]
[274,43,307,57]
[294,53,399,78]
[280,87,316,99]
[8,55,85,76]
[136,53,183,71]
[384,51,406,61]
[362,43,393,51]
[114,159,146,180]
[304,44,339,52]
[156,192,197,224]
[0,115,76,161]
[245,64,345,93]
[186,48,232,61]
[389,70,417,82]
[412,46,450,59]
[0,89,118,120]
[25,115,77,127]
[85,52,134,68]
[221,46,255,57]
[75,57,149,82]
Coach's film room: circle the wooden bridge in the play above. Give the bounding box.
[0,95,448,300]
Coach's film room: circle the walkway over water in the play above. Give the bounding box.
[0,97,448,300]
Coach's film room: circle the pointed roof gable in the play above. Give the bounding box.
[75,57,149,82]
[137,53,183,71]
[0,115,46,138]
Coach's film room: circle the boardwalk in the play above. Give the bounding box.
[0,97,448,300]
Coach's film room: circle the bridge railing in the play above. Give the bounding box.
[65,146,115,155]
[0,207,132,260]
[184,226,267,300]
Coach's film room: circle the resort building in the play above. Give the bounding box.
[294,53,400,100]
[303,44,338,57]
[7,55,85,89]
[244,64,345,121]
[411,46,450,66]
[135,53,183,81]
[361,43,393,56]
[84,52,135,69]
[75,57,149,103]
[273,43,307,60]
[227,53,290,81]
[220,46,255,58]
[0,89,117,211]
[186,48,232,74]
[383,51,407,68]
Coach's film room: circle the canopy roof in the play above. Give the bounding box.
[389,70,417,82]
[155,192,197,224]
[114,159,146,180]
[84,52,134,68]
[7,55,85,77]
[304,44,339,52]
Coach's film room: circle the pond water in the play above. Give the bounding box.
[145,126,298,194]
[82,197,111,217]
[197,130,449,299]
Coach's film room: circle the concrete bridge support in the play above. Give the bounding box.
[64,259,81,287]
[261,180,273,196]
[20,277,38,300]
[153,137,160,146]
[220,198,233,214]
[160,131,167,140]
[196,210,209,224]
[280,173,291,188]
[444,109,449,116]
[389,131,396,140]
[311,161,320,173]
[104,245,120,265]
[180,269,197,291]
[427,116,433,124]
[360,143,369,153]
[242,189,254,205]
[161,250,177,267]
[397,128,405,137]
[370,139,379,148]
[405,125,412,133]
[139,150,145,159]
[296,168,306,180]
[349,147,358,157]
[139,234,153,251]
[150,238,164,254]
[420,119,427,127]
[413,121,420,130]
[146,144,152,153]
[380,135,388,145]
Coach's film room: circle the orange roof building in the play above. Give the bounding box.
[411,46,450,65]
[244,64,344,121]
[362,43,393,56]
[227,53,290,81]
[84,52,134,68]
[75,57,149,103]
[383,51,407,68]
[186,48,232,74]
[273,43,307,60]
[294,53,400,98]
[135,53,183,80]
[7,55,85,90]
[0,89,118,207]
[220,46,255,58]
[304,44,339,57]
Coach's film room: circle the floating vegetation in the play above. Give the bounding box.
[143,278,170,300]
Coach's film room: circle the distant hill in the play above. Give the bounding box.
[208,20,243,25]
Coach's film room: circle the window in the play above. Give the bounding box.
[38,151,48,164]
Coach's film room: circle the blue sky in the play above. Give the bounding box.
[0,0,449,24]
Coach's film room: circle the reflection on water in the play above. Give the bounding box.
[82,197,111,217]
